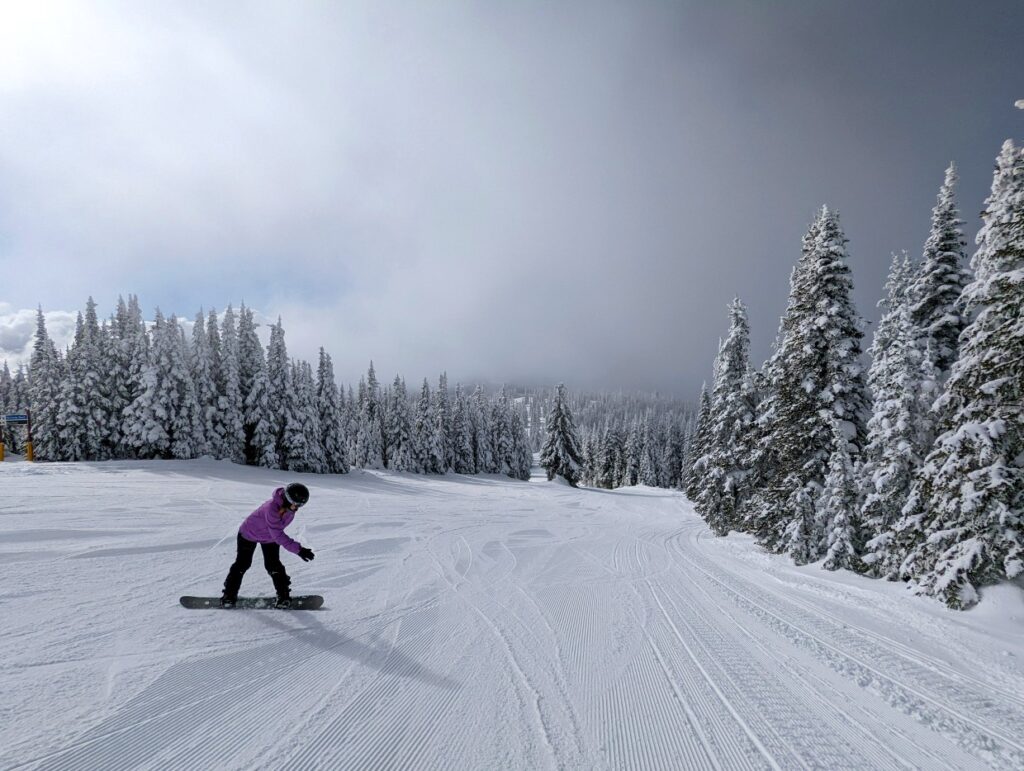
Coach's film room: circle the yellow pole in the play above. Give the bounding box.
[25,409,33,461]
[0,442,4,461]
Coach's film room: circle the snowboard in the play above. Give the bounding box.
[180,595,324,610]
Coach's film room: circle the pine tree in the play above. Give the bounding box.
[53,299,113,460]
[191,310,215,457]
[355,363,384,469]
[237,305,269,465]
[163,314,201,459]
[908,163,971,378]
[8,366,25,453]
[265,319,291,464]
[344,384,359,465]
[107,297,133,457]
[469,385,495,473]
[57,313,88,460]
[491,387,515,476]
[859,254,926,576]
[783,475,819,566]
[451,384,475,473]
[317,348,349,473]
[700,299,756,536]
[247,365,279,469]
[217,306,245,463]
[684,384,712,503]
[415,378,441,473]
[742,208,869,556]
[385,375,416,472]
[434,373,453,472]
[283,360,325,473]
[0,363,12,451]
[204,308,227,458]
[820,419,864,572]
[639,413,660,486]
[582,426,599,486]
[660,417,685,490]
[123,310,171,458]
[540,383,585,486]
[894,140,1024,608]
[624,418,642,487]
[507,408,533,481]
[117,297,150,458]
[596,420,625,489]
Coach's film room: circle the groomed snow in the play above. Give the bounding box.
[2,458,1023,770]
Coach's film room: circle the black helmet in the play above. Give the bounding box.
[284,483,310,507]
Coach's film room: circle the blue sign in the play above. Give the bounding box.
[3,414,28,424]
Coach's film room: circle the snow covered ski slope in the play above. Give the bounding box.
[2,459,1023,770]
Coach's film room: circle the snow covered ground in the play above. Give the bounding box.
[2,458,1023,770]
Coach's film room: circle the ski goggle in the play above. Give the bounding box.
[283,491,307,508]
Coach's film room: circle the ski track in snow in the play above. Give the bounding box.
[2,459,1023,770]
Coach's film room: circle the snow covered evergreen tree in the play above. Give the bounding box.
[56,312,89,461]
[415,378,442,473]
[859,254,926,576]
[433,373,453,472]
[190,310,215,457]
[582,427,599,486]
[742,208,869,556]
[317,348,349,474]
[491,388,517,476]
[343,384,359,465]
[894,140,1024,608]
[623,418,642,487]
[123,310,173,458]
[783,475,820,566]
[385,375,416,472]
[451,384,475,474]
[660,417,685,490]
[163,314,201,459]
[684,384,712,503]
[639,413,661,486]
[283,360,325,473]
[700,299,756,536]
[265,319,292,464]
[355,363,384,469]
[596,420,625,489]
[0,363,12,451]
[507,407,533,481]
[54,299,112,460]
[217,306,246,463]
[540,383,585,486]
[237,305,269,465]
[246,365,279,469]
[908,163,971,379]
[470,385,495,473]
[117,297,150,459]
[107,297,133,457]
[122,309,165,460]
[819,419,864,572]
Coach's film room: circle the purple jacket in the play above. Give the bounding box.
[239,487,302,555]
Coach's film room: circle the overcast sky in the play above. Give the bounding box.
[1,1,1021,396]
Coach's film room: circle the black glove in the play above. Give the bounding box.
[298,547,315,562]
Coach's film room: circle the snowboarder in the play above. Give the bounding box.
[221,483,316,608]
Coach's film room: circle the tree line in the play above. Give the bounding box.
[1,304,696,490]
[688,141,1023,610]
[0,300,532,480]
[525,387,694,490]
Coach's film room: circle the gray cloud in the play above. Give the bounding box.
[1,1,1022,394]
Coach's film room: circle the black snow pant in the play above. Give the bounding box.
[222,532,291,600]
